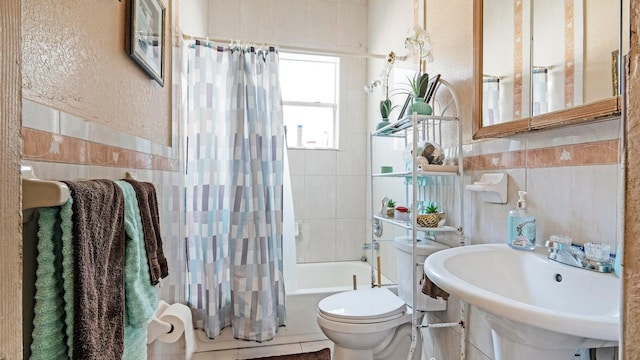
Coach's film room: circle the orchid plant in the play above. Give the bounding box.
[404,25,434,75]
[379,51,397,119]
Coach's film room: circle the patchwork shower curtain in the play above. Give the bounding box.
[185,41,286,342]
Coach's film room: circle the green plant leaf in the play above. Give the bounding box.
[417,73,429,98]
[399,73,430,98]
[425,201,439,213]
[380,99,392,118]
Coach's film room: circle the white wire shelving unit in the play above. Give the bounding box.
[368,78,468,360]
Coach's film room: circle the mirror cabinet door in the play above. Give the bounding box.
[474,0,623,139]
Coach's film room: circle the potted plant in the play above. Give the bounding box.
[416,201,445,227]
[386,198,396,218]
[404,25,434,115]
[376,51,398,131]
[405,73,432,115]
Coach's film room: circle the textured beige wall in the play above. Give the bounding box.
[425,0,474,143]
[21,0,172,145]
[0,1,23,358]
[625,0,640,357]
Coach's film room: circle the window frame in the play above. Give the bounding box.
[279,52,340,150]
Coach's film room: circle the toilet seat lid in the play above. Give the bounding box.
[318,287,406,321]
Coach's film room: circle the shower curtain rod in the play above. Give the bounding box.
[181,33,407,61]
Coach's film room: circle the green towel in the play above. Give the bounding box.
[31,198,75,360]
[116,180,159,360]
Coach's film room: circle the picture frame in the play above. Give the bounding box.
[127,0,165,86]
[397,95,412,121]
[423,74,441,104]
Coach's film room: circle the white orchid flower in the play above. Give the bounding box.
[404,25,434,73]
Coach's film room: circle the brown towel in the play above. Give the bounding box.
[63,179,125,360]
[123,179,169,285]
[421,272,450,300]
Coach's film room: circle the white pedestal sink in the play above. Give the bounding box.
[424,244,620,360]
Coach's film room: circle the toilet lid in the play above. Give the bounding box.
[318,287,406,321]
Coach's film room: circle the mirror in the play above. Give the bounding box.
[473,0,623,139]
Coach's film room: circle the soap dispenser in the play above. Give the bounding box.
[507,191,536,251]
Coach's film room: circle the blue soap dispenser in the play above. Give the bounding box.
[507,191,536,251]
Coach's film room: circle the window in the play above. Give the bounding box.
[279,52,340,149]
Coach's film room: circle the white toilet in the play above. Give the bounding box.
[317,237,449,360]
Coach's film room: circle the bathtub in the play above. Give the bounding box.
[195,261,393,352]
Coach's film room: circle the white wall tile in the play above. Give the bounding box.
[290,175,306,219]
[526,166,572,244]
[305,0,337,48]
[337,1,367,49]
[302,219,337,262]
[526,118,621,150]
[471,136,526,156]
[134,136,152,154]
[343,57,368,90]
[88,121,119,147]
[287,149,306,176]
[304,150,337,176]
[341,91,367,135]
[207,0,240,39]
[464,169,526,246]
[335,218,366,261]
[179,0,209,37]
[87,165,126,180]
[60,112,89,139]
[528,165,618,248]
[466,306,496,359]
[118,131,138,151]
[23,161,87,181]
[239,0,275,43]
[59,112,88,139]
[22,99,60,133]
[337,133,367,176]
[152,142,171,157]
[336,175,366,218]
[272,0,307,45]
[304,176,337,219]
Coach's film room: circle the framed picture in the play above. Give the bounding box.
[127,0,165,86]
[423,74,441,104]
[397,95,412,121]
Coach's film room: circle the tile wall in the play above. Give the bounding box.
[430,118,622,359]
[366,1,623,358]
[287,55,368,263]
[21,98,185,304]
[183,0,371,264]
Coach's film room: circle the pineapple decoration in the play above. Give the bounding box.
[417,201,445,228]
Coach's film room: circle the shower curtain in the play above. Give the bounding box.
[185,41,286,342]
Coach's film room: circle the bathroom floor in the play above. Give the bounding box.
[148,339,334,359]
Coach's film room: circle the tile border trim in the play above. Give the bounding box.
[22,127,179,171]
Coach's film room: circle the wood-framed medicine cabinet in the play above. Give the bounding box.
[472,0,626,140]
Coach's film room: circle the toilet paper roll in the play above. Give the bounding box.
[147,300,195,359]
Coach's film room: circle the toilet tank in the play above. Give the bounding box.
[394,236,449,312]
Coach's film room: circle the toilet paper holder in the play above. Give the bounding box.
[147,317,174,345]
